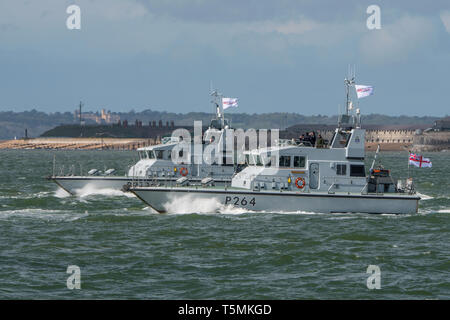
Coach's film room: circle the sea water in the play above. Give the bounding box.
[0,150,449,299]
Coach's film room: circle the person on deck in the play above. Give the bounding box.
[309,131,316,146]
[299,134,305,142]
[316,134,324,148]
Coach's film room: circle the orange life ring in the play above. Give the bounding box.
[180,167,188,176]
[295,177,306,189]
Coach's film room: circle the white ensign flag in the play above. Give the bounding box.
[355,85,374,99]
[222,98,238,109]
[409,153,432,168]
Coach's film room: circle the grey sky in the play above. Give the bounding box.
[0,0,449,116]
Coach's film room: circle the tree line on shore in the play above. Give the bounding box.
[0,109,440,140]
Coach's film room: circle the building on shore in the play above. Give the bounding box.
[282,123,450,152]
[433,116,450,131]
[74,109,120,124]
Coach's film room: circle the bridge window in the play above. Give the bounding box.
[336,164,347,175]
[156,150,164,159]
[148,151,155,159]
[293,156,305,168]
[350,164,365,177]
[279,156,291,167]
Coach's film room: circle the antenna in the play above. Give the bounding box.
[79,101,83,125]
[79,101,84,137]
[370,144,381,170]
[210,88,223,122]
[344,66,356,116]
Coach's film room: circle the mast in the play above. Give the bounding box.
[344,67,355,116]
[79,101,83,124]
[340,66,361,129]
[210,89,225,128]
[79,101,84,137]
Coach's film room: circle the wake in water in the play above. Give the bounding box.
[161,195,337,215]
[54,184,135,198]
[54,188,71,198]
[162,194,255,215]
[1,191,56,200]
[0,208,88,221]
[416,192,434,200]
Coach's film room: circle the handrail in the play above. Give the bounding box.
[327,182,335,194]
[322,176,366,183]
[360,182,368,194]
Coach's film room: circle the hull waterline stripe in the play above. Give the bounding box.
[130,187,421,201]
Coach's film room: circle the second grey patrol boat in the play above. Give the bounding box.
[128,76,421,214]
[48,90,240,195]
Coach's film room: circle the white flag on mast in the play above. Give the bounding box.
[355,85,374,99]
[409,153,432,168]
[222,98,238,109]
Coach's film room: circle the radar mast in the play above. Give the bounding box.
[339,66,361,129]
[210,88,229,129]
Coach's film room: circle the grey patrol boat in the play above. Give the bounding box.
[129,77,421,214]
[48,90,240,195]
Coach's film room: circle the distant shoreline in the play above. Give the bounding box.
[0,109,441,140]
[0,138,155,150]
[1,136,448,152]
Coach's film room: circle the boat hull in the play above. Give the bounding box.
[49,176,231,196]
[131,187,420,214]
[49,176,132,195]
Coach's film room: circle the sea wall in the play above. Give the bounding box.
[319,129,450,151]
[0,138,157,150]
[412,131,450,152]
[365,130,415,144]
[1,131,449,151]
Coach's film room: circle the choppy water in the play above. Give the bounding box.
[0,150,449,299]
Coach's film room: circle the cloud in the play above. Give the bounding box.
[359,15,435,64]
[247,17,320,35]
[0,0,444,66]
[85,0,149,21]
[440,11,450,33]
[0,0,149,27]
[134,0,450,24]
[1,0,450,115]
